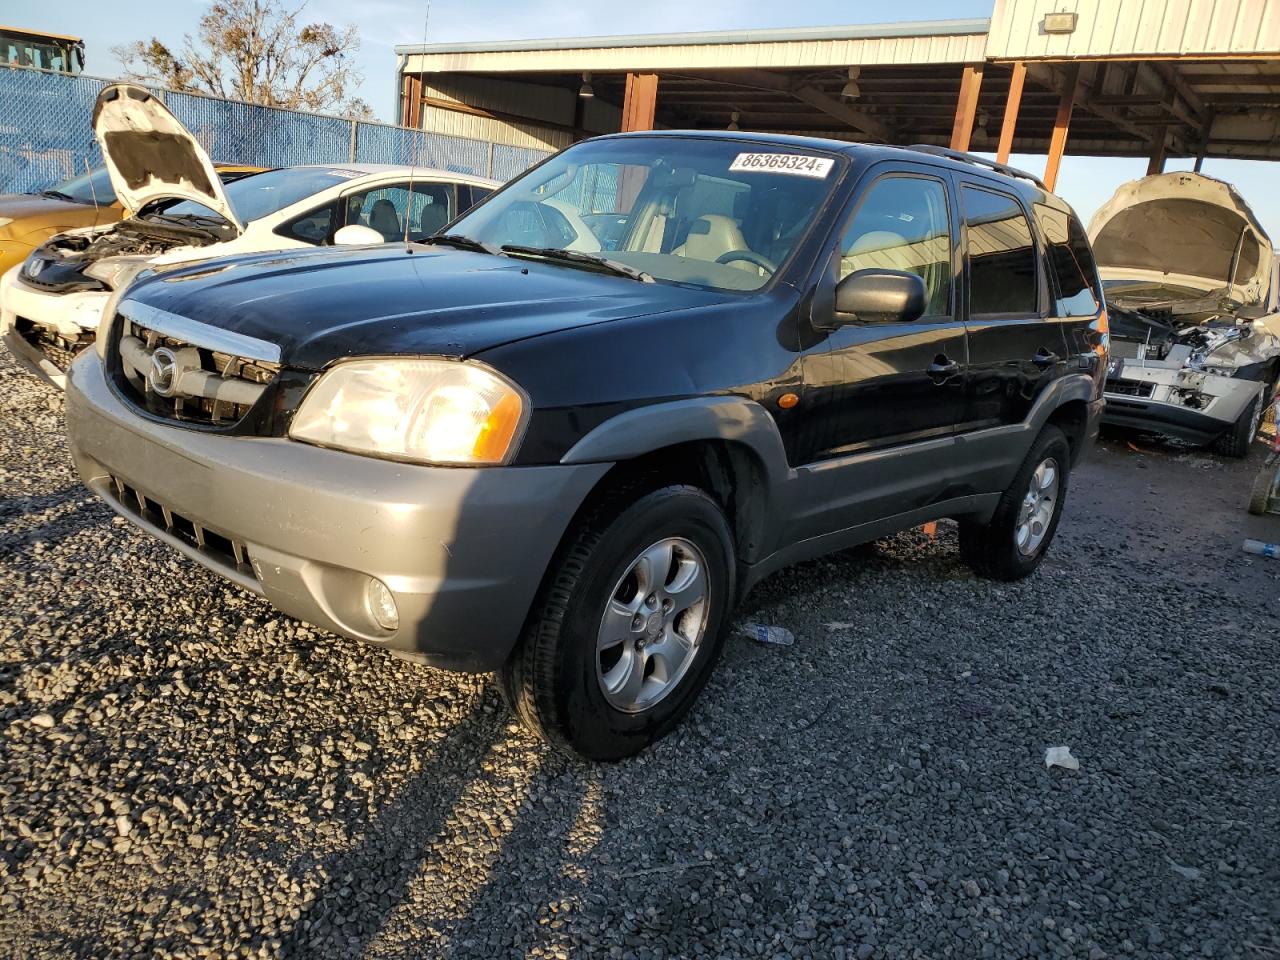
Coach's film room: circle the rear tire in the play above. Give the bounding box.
[959,424,1071,581]
[499,483,735,761]
[1248,460,1276,515]
[1214,389,1264,459]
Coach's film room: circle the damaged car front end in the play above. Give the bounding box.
[1093,172,1280,456]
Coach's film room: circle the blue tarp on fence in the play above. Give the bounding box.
[0,68,552,193]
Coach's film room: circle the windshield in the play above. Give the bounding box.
[447,137,842,292]
[161,166,362,224]
[45,166,116,205]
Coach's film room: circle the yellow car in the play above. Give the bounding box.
[0,163,267,275]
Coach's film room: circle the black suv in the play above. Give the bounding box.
[65,132,1107,759]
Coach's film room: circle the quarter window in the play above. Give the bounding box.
[1034,203,1101,316]
[839,176,952,317]
[962,186,1037,316]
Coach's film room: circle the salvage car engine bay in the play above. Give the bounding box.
[36,215,229,271]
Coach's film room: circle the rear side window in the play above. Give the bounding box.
[1035,203,1101,316]
[962,186,1037,316]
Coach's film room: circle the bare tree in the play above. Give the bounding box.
[113,0,373,119]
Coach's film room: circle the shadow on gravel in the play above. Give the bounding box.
[276,694,507,958]
[0,495,108,559]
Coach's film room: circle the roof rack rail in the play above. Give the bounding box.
[904,144,1047,191]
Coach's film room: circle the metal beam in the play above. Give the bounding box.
[1147,125,1168,175]
[996,61,1026,164]
[622,73,659,131]
[1044,63,1079,191]
[950,63,984,151]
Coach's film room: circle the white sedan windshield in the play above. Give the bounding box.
[447,137,841,292]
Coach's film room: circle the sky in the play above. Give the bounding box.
[10,0,1280,236]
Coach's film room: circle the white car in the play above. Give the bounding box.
[1094,171,1280,456]
[0,82,499,388]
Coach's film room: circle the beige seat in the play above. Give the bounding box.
[674,215,755,272]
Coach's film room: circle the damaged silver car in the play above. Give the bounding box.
[1093,171,1280,456]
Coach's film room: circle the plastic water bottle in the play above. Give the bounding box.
[1242,539,1280,559]
[740,623,795,646]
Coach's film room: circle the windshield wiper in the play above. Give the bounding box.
[40,189,80,203]
[500,245,654,283]
[422,233,505,257]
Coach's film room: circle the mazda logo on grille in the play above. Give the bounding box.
[148,347,180,397]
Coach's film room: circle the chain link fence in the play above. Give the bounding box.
[0,67,553,193]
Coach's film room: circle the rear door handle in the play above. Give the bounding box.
[1033,349,1060,367]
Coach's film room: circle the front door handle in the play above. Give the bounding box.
[928,357,960,379]
[1033,349,1060,367]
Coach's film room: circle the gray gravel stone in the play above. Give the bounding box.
[0,351,1278,960]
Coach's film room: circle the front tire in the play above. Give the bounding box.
[500,484,736,761]
[1213,389,1264,459]
[959,424,1071,581]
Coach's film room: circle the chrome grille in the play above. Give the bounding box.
[116,315,281,426]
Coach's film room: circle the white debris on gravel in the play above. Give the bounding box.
[1044,745,1081,771]
[1,352,1278,959]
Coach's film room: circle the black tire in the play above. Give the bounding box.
[1213,389,1264,459]
[1248,460,1276,515]
[959,424,1071,581]
[499,483,736,761]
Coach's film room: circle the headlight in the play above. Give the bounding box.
[83,258,143,290]
[289,358,528,465]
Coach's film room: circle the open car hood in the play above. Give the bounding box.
[92,83,244,232]
[1088,172,1273,305]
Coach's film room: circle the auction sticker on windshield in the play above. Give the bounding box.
[729,153,834,179]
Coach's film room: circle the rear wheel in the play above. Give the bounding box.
[1214,389,1264,459]
[959,424,1071,581]
[499,483,735,761]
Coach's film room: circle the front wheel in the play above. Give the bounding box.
[959,424,1072,581]
[499,484,736,760]
[1213,389,1264,459]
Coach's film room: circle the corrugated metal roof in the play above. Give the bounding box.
[400,21,991,73]
[986,0,1280,59]
[395,20,991,56]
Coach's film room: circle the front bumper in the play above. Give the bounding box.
[0,265,107,388]
[66,352,611,672]
[1102,361,1258,443]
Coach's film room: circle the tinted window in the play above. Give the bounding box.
[276,200,340,245]
[839,176,951,317]
[466,186,492,208]
[1034,203,1100,316]
[962,186,1037,316]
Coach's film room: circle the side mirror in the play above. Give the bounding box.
[831,269,927,325]
[333,224,385,246]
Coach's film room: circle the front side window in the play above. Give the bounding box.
[962,186,1038,316]
[839,176,951,317]
[345,181,458,241]
[446,137,843,292]
[1034,203,1100,316]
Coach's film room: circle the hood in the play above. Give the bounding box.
[92,84,243,232]
[0,194,97,221]
[122,244,733,370]
[1088,172,1273,304]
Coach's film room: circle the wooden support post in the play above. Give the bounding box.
[996,61,1026,164]
[950,64,984,152]
[401,74,423,129]
[1044,63,1079,192]
[1147,125,1168,175]
[621,73,659,132]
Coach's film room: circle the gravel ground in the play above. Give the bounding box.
[1,350,1278,960]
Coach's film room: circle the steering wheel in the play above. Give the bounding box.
[715,250,778,275]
